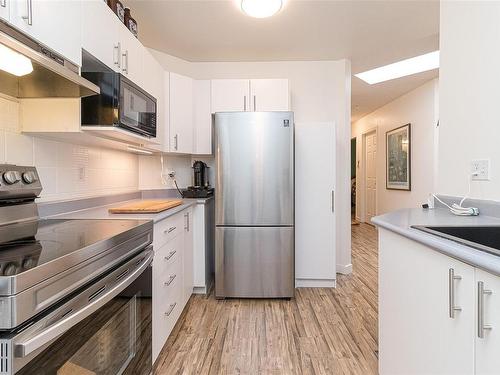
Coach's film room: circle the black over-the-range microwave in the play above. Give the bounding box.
[81,51,157,138]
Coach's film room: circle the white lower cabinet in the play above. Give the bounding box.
[152,208,194,363]
[379,228,500,375]
[475,268,500,375]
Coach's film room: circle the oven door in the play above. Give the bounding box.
[119,76,156,138]
[3,249,153,375]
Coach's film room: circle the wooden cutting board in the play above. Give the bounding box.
[109,199,183,214]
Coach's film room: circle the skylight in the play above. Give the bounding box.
[355,51,440,85]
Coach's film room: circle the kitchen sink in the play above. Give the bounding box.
[412,225,500,257]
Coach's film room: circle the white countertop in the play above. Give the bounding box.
[50,198,211,223]
[372,207,500,276]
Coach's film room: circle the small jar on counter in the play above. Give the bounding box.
[124,7,138,38]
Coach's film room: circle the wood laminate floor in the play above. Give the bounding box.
[154,223,378,375]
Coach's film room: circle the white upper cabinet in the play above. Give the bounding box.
[475,268,500,375]
[250,79,289,111]
[142,50,164,148]
[193,80,212,155]
[81,0,120,71]
[211,79,289,113]
[169,72,193,153]
[211,79,250,112]
[0,0,9,21]
[118,23,142,85]
[9,0,82,65]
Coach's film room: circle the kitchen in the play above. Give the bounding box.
[0,0,499,374]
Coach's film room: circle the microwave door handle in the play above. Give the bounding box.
[14,251,153,358]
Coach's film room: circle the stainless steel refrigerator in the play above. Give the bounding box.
[215,111,295,298]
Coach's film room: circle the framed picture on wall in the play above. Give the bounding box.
[386,123,411,191]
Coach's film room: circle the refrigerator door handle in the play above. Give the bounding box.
[331,190,335,212]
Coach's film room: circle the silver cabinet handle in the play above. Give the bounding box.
[243,95,247,111]
[165,302,177,317]
[449,268,462,318]
[164,226,176,234]
[174,134,178,150]
[253,95,256,111]
[122,50,128,74]
[164,250,176,261]
[331,190,335,212]
[164,274,176,286]
[1,0,7,8]
[184,212,190,231]
[22,0,32,25]
[114,42,121,68]
[478,281,493,338]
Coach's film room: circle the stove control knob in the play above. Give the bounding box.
[3,263,18,276]
[3,171,21,185]
[22,171,38,184]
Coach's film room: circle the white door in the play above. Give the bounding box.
[250,79,289,111]
[475,268,500,375]
[193,80,212,155]
[295,122,336,282]
[211,79,250,112]
[183,208,194,306]
[82,0,119,71]
[118,24,143,85]
[364,131,377,223]
[10,0,82,65]
[0,0,9,21]
[379,229,475,375]
[169,72,193,153]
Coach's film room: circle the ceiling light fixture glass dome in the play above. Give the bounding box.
[241,0,283,18]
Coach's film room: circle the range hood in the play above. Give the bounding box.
[0,21,99,98]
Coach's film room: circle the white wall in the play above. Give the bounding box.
[0,96,138,202]
[140,52,353,282]
[352,78,439,217]
[438,1,500,201]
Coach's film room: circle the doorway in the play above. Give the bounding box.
[363,129,377,224]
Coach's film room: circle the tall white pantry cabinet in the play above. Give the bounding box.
[379,228,500,375]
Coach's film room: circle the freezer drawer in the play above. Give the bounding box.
[215,226,294,298]
[215,112,294,226]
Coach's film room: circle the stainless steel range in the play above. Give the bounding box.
[0,164,154,375]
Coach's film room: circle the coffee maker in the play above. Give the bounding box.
[182,161,214,198]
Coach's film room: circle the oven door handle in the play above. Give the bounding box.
[14,250,154,358]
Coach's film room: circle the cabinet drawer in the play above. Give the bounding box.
[154,235,182,275]
[154,212,185,248]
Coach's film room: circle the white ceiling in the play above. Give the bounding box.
[123,0,440,122]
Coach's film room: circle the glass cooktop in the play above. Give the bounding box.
[0,218,150,277]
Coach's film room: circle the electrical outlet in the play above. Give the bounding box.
[167,170,176,179]
[471,159,490,181]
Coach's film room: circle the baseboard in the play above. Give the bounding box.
[295,278,336,288]
[336,263,353,275]
[193,286,207,294]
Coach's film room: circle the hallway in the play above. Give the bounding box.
[154,223,379,375]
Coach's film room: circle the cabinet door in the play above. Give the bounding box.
[118,24,143,85]
[142,50,164,149]
[211,79,249,113]
[82,0,120,71]
[169,72,193,153]
[475,268,500,374]
[379,228,475,375]
[10,0,82,65]
[183,208,194,306]
[250,79,289,111]
[0,0,9,21]
[193,80,212,155]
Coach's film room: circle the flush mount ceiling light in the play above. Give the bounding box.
[0,44,33,77]
[355,50,440,85]
[241,0,283,18]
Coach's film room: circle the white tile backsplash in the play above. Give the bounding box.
[0,96,139,201]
